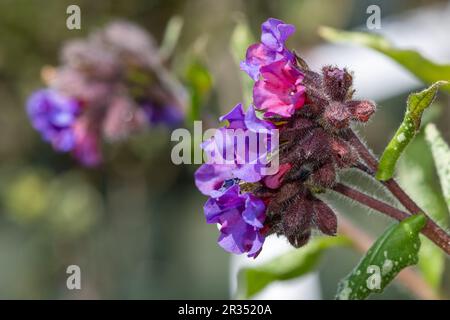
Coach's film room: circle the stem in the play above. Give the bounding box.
[334,183,450,255]
[338,216,440,300]
[333,183,408,221]
[346,129,450,254]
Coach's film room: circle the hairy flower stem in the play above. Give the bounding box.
[333,183,408,220]
[345,129,450,254]
[333,183,450,255]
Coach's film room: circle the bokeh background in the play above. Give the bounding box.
[0,0,449,299]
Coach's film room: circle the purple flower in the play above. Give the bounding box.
[240,18,295,80]
[27,89,79,152]
[194,163,235,196]
[253,59,306,118]
[260,18,295,52]
[204,183,266,258]
[240,44,279,81]
[196,103,275,194]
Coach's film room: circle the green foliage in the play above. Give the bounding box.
[336,215,426,300]
[319,27,450,292]
[418,237,446,291]
[237,236,351,299]
[425,124,450,213]
[159,16,184,61]
[185,60,213,122]
[318,27,450,92]
[376,81,448,181]
[230,20,255,106]
[397,134,448,290]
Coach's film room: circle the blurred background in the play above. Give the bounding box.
[0,0,449,299]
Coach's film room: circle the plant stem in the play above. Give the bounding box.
[333,183,450,254]
[338,216,440,300]
[346,129,450,254]
[333,183,408,221]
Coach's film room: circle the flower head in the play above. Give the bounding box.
[240,18,295,81]
[204,183,266,258]
[27,21,186,166]
[199,103,275,185]
[260,18,296,52]
[253,60,306,118]
[196,17,379,257]
[194,163,236,196]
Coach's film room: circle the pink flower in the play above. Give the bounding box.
[240,18,295,81]
[253,60,306,118]
[263,163,293,189]
[73,118,102,167]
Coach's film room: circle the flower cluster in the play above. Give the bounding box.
[195,18,376,257]
[195,103,275,257]
[27,21,185,166]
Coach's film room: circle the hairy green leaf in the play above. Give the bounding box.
[318,27,450,92]
[336,215,426,300]
[230,20,255,106]
[425,124,450,212]
[397,135,448,290]
[237,236,351,299]
[376,81,448,181]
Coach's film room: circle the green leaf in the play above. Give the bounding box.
[230,20,255,106]
[418,237,445,291]
[397,135,448,290]
[184,60,213,122]
[318,27,450,92]
[336,214,426,300]
[425,123,450,212]
[159,16,184,61]
[376,81,448,181]
[237,236,351,299]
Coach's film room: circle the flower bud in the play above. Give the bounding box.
[283,196,312,247]
[323,101,351,129]
[284,164,313,183]
[279,117,315,141]
[322,66,353,102]
[274,181,302,205]
[346,100,376,122]
[310,162,336,188]
[330,137,357,168]
[312,199,337,236]
[302,70,328,116]
[299,128,331,161]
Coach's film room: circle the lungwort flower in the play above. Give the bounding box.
[253,59,306,118]
[195,18,376,258]
[27,21,186,166]
[240,18,306,118]
[195,103,277,257]
[204,183,266,258]
[240,18,296,81]
[196,103,275,194]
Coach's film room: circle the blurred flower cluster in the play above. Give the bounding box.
[27,21,185,166]
[195,18,376,258]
